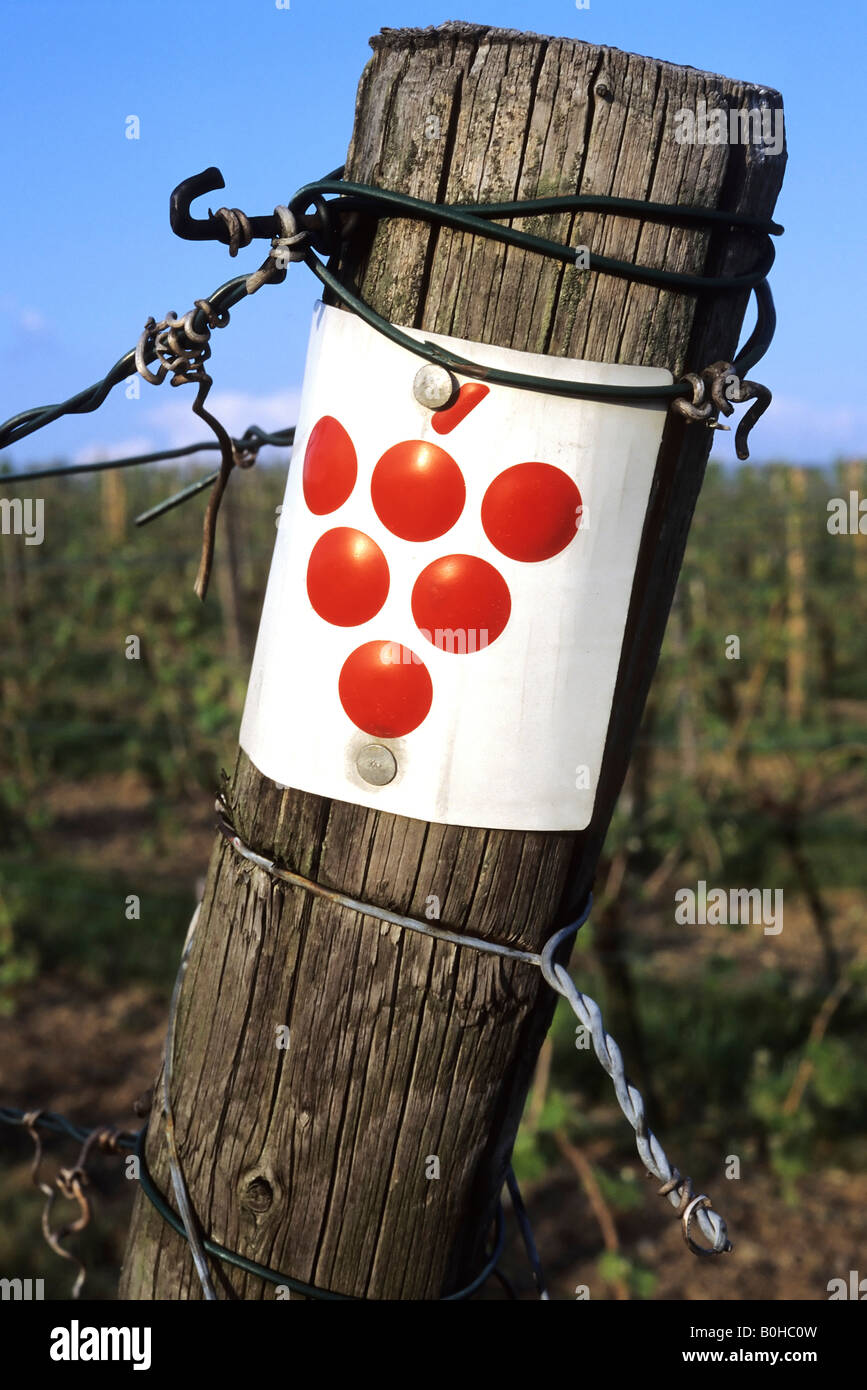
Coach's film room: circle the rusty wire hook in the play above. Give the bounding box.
[22,1111,106,1297]
[672,360,772,460]
[169,166,357,256]
[170,167,282,245]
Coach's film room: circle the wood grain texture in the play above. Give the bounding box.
[120,22,784,1300]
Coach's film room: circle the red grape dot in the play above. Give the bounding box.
[482,462,582,562]
[412,555,511,653]
[303,416,357,514]
[339,641,433,738]
[371,440,465,541]
[431,383,490,435]
[306,528,389,626]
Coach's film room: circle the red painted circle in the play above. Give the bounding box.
[371,440,465,541]
[481,462,582,562]
[339,641,433,737]
[411,555,511,653]
[306,528,389,626]
[303,416,357,514]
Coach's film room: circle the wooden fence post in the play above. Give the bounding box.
[120,22,784,1300]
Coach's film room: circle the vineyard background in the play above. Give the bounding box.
[1,452,865,1300]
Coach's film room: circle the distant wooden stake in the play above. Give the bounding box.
[784,466,808,725]
[120,23,784,1300]
[101,465,126,543]
[213,486,245,672]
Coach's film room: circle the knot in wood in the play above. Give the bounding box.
[240,1175,274,1214]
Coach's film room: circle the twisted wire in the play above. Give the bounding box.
[211,206,254,258]
[540,925,731,1255]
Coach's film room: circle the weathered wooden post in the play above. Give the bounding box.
[120,22,784,1299]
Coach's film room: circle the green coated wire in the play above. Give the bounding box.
[295,177,780,292]
[0,275,250,452]
[310,251,765,404]
[130,425,295,525]
[0,427,294,490]
[1,441,228,485]
[0,1108,505,1299]
[133,1125,506,1301]
[0,1106,138,1150]
[290,175,781,400]
[133,469,220,525]
[0,171,782,459]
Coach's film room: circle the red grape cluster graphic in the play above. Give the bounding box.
[301,386,582,740]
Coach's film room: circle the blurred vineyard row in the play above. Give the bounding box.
[0,452,865,1299]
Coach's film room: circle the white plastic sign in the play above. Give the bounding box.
[240,303,671,830]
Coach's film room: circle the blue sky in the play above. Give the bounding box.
[0,0,863,467]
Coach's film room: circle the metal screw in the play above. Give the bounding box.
[356,744,398,786]
[413,365,457,410]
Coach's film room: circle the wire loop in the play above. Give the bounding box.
[211,206,254,258]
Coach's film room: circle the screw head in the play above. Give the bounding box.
[413,365,457,411]
[356,743,398,786]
